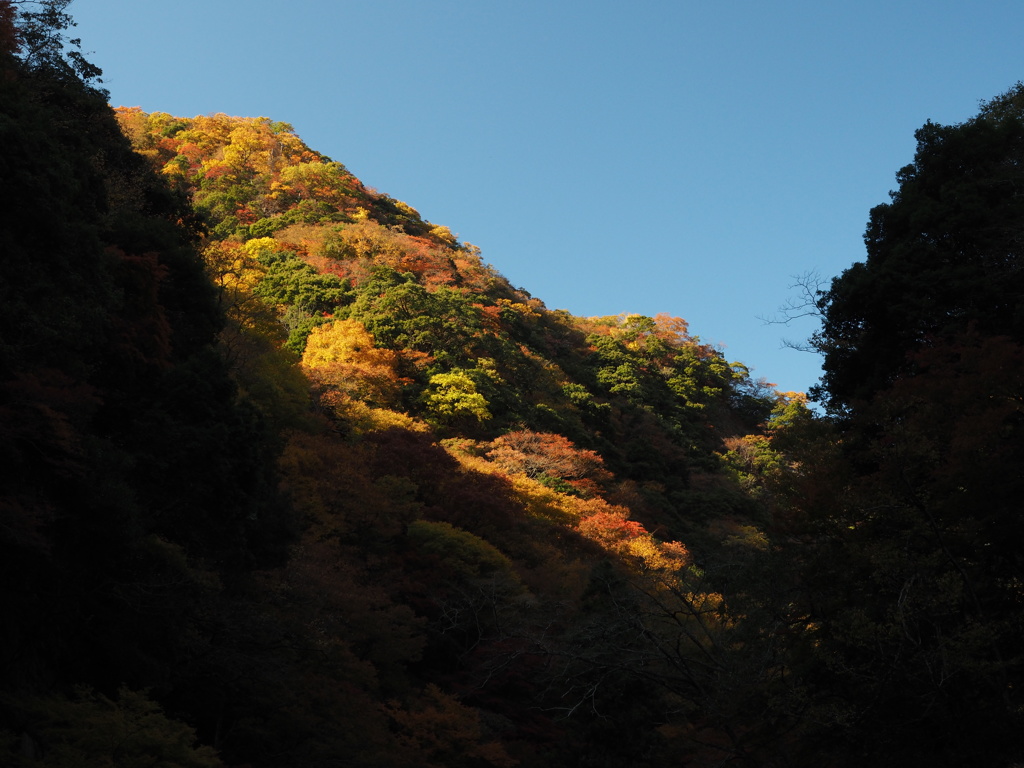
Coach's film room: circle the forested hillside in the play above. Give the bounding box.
[2,3,1022,766]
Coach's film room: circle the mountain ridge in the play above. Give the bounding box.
[4,7,1023,764]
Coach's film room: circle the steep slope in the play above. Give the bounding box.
[0,5,288,765]
[115,107,789,522]
[8,5,1024,766]
[1,5,807,762]
[97,109,803,766]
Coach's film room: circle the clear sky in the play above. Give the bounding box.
[70,0,1024,396]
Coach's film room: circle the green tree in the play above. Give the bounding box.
[349,266,483,367]
[772,335,1024,767]
[813,82,1024,414]
[1,0,290,713]
[4,687,222,767]
[774,82,1024,767]
[8,0,104,87]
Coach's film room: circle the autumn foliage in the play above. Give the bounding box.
[485,430,612,496]
[6,8,1022,765]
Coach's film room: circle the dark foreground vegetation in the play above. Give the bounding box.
[2,3,1022,765]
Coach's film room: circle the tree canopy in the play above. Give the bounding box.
[3,5,1023,764]
[813,82,1024,413]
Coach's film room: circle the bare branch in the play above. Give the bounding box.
[758,270,829,353]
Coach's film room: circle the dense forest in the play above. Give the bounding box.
[1,2,1022,766]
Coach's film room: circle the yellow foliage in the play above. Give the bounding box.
[626,535,666,565]
[442,446,576,524]
[113,106,151,150]
[276,161,353,204]
[392,199,419,218]
[496,298,541,321]
[302,319,401,405]
[302,318,397,369]
[223,131,260,170]
[322,219,410,262]
[242,237,281,261]
[322,393,428,435]
[683,590,727,616]
[440,440,692,580]
[273,222,333,256]
[189,113,236,144]
[507,474,576,523]
[625,535,691,572]
[201,240,311,430]
[504,471,625,525]
[202,240,273,333]
[428,224,457,246]
[160,160,186,179]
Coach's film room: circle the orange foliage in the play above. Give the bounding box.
[576,503,691,571]
[577,508,646,543]
[652,312,693,346]
[476,304,503,333]
[485,430,611,497]
[321,220,458,288]
[273,222,332,258]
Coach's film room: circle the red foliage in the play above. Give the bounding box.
[392,236,458,288]
[203,164,230,181]
[305,252,356,283]
[178,142,203,161]
[235,205,258,225]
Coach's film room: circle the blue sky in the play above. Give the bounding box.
[71,0,1024,396]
